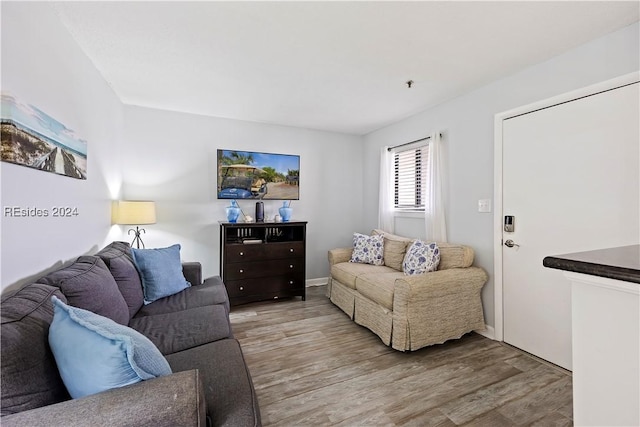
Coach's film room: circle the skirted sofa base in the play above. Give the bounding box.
[328,230,488,352]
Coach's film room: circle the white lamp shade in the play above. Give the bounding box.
[116,201,156,225]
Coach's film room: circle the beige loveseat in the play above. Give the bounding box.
[327,229,488,351]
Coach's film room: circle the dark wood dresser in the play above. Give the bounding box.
[220,221,307,306]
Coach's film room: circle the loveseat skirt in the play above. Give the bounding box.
[354,292,393,346]
[392,273,486,351]
[329,280,357,319]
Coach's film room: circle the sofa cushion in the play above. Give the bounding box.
[129,305,231,355]
[372,229,412,271]
[135,276,229,318]
[403,240,441,276]
[350,233,384,265]
[372,229,475,270]
[437,242,475,270]
[48,296,172,399]
[131,244,191,304]
[37,256,129,325]
[331,262,397,290]
[165,339,261,427]
[1,284,70,415]
[95,241,144,320]
[355,272,404,311]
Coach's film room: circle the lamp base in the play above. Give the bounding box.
[128,226,146,249]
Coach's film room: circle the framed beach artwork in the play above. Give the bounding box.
[1,93,87,179]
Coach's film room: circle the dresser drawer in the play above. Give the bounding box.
[225,241,304,263]
[220,221,307,305]
[225,276,305,298]
[224,258,304,280]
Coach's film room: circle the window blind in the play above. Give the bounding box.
[393,144,429,210]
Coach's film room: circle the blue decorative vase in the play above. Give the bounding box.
[279,202,292,222]
[226,200,241,223]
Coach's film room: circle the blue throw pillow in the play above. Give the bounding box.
[131,244,191,304]
[349,233,385,265]
[402,240,440,276]
[48,296,171,399]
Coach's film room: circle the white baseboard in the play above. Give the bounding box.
[475,325,496,340]
[306,277,328,287]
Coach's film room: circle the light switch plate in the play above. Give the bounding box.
[478,199,491,213]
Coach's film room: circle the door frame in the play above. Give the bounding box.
[492,71,639,342]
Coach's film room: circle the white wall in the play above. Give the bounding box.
[362,22,640,328]
[3,2,637,311]
[1,3,124,292]
[121,105,363,281]
[0,2,363,292]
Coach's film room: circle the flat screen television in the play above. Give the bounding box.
[217,149,300,200]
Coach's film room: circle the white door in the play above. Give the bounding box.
[502,81,639,370]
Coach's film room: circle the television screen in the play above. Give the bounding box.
[217,149,300,200]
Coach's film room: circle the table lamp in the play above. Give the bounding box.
[115,201,156,248]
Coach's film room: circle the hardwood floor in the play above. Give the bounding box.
[230,286,573,426]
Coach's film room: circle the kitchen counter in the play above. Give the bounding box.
[543,245,640,284]
[543,244,639,426]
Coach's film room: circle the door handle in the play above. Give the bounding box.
[504,239,520,248]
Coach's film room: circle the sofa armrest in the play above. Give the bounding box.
[328,247,353,265]
[395,267,488,302]
[182,262,202,286]
[203,275,231,315]
[1,370,206,427]
[392,267,489,350]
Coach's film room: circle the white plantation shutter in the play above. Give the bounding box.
[393,144,429,210]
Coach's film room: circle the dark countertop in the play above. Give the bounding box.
[543,245,640,284]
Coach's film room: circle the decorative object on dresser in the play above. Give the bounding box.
[220,221,307,306]
[255,201,264,222]
[225,200,242,223]
[114,200,157,248]
[278,201,293,222]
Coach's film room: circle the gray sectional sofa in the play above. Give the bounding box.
[1,241,261,426]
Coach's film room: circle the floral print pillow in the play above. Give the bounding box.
[349,233,384,266]
[402,240,440,275]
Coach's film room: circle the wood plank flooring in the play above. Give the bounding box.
[230,286,573,426]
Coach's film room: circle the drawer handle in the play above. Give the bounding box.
[274,296,279,299]
[239,286,244,291]
[239,252,244,256]
[289,264,294,268]
[289,280,294,285]
[290,248,294,252]
[239,269,244,273]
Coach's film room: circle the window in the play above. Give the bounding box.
[393,143,429,211]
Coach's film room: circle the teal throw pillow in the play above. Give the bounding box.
[48,296,171,399]
[131,244,191,304]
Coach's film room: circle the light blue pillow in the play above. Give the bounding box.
[48,296,172,399]
[402,240,440,276]
[131,244,191,304]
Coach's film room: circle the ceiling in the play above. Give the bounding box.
[53,1,639,135]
